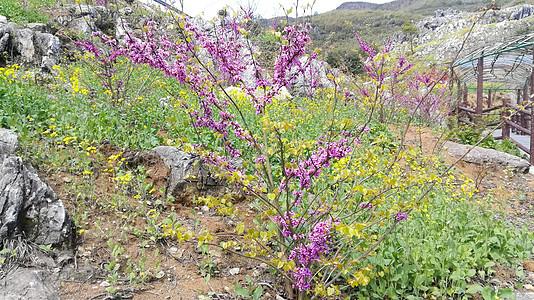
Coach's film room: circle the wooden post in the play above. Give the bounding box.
[514,89,521,134]
[476,57,484,124]
[502,98,510,140]
[487,89,492,108]
[463,85,468,107]
[457,79,462,124]
[530,48,534,165]
[531,102,534,165]
[522,85,529,135]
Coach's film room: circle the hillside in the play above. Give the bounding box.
[336,2,378,10]
[337,0,534,15]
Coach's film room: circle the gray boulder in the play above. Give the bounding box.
[444,141,530,172]
[0,21,61,69]
[70,17,96,36]
[34,32,61,71]
[150,146,243,205]
[12,28,35,63]
[0,268,60,300]
[0,32,8,54]
[291,57,333,96]
[0,129,74,247]
[0,128,18,155]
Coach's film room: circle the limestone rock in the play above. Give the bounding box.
[0,32,9,53]
[74,4,99,18]
[150,146,243,205]
[34,32,61,71]
[0,268,60,300]
[510,5,534,20]
[0,15,7,24]
[0,131,74,247]
[70,17,96,36]
[444,141,530,172]
[0,128,18,155]
[12,28,35,63]
[291,57,333,96]
[0,155,75,247]
[26,23,46,32]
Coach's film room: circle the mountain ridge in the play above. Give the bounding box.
[336,0,533,15]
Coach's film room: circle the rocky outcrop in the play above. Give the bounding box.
[150,146,244,205]
[398,4,534,62]
[444,141,530,172]
[0,129,18,155]
[0,129,74,248]
[0,268,60,300]
[510,5,534,20]
[0,19,61,71]
[290,57,333,96]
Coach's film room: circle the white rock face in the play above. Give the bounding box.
[444,141,530,172]
[397,5,534,62]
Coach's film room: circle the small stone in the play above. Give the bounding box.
[276,295,286,300]
[99,280,110,287]
[229,267,240,275]
[525,284,534,291]
[176,249,185,258]
[252,269,261,278]
[157,270,165,278]
[169,247,178,254]
[201,205,209,212]
[92,286,98,289]
[224,286,231,293]
[63,177,72,183]
[259,263,268,269]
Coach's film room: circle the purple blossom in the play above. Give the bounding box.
[396,213,408,222]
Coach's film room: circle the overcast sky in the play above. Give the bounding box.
[166,0,393,19]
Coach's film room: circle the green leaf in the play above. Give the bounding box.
[466,284,483,294]
[467,269,476,277]
[497,288,514,299]
[481,286,495,300]
[253,285,263,300]
[235,285,250,298]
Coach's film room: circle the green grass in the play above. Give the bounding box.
[350,190,533,299]
[0,0,55,24]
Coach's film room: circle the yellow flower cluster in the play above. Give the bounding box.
[0,64,19,82]
[114,172,132,185]
[63,136,78,145]
[85,146,98,156]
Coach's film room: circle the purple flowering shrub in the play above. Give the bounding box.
[356,35,451,125]
[74,10,449,299]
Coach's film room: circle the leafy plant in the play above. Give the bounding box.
[234,276,264,300]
